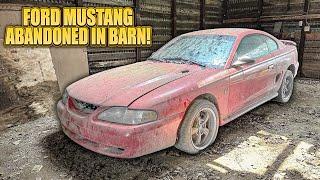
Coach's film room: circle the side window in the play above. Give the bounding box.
[236,35,269,60]
[265,36,278,53]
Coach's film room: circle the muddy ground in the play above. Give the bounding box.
[0,47,60,130]
[0,78,319,180]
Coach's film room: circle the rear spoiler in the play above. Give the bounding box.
[280,40,297,47]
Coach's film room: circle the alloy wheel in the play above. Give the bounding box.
[191,108,216,149]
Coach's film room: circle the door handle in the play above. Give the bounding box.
[268,64,275,69]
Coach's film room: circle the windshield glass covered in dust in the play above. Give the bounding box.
[150,35,236,68]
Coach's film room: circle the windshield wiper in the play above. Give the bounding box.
[163,57,206,68]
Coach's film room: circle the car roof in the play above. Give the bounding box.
[183,28,265,37]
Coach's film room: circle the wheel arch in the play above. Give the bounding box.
[287,64,295,76]
[176,93,221,142]
[187,93,221,119]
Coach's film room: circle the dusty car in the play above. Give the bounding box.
[57,28,299,158]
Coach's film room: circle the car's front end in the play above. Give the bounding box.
[56,61,203,158]
[57,92,183,158]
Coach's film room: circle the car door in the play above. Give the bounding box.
[228,35,277,115]
[239,35,278,107]
[264,35,280,92]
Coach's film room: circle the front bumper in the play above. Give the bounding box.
[56,101,182,158]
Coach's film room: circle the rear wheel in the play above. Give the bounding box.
[175,99,219,154]
[275,70,294,103]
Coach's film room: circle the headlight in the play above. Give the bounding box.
[97,107,157,125]
[62,90,68,104]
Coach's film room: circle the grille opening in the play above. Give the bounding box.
[69,97,98,114]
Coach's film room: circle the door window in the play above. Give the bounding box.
[236,35,269,60]
[265,36,278,53]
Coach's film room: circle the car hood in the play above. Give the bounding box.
[67,61,203,106]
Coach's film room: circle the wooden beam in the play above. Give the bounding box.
[76,0,83,6]
[298,0,309,77]
[257,0,263,29]
[171,0,177,37]
[134,0,141,61]
[200,0,206,29]
[286,0,291,12]
[222,0,228,24]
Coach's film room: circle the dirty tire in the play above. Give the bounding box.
[275,70,294,103]
[175,99,219,154]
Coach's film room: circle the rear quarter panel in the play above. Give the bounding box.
[273,44,299,90]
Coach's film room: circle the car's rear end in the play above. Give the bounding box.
[280,40,299,77]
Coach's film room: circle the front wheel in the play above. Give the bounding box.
[275,70,294,103]
[175,99,219,154]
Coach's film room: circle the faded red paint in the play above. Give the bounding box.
[57,28,299,158]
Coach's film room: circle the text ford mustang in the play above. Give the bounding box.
[57,28,299,158]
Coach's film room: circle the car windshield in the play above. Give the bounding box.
[149,35,236,68]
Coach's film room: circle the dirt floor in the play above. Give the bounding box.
[0,47,60,130]
[0,78,319,180]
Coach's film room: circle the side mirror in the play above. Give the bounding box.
[232,56,255,67]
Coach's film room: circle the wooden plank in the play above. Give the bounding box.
[302,70,320,78]
[303,53,320,61]
[89,59,136,68]
[306,32,320,41]
[223,18,258,24]
[139,18,171,27]
[261,14,320,22]
[88,52,136,61]
[2,0,76,6]
[302,61,320,70]
[83,0,133,6]
[152,35,172,42]
[87,47,135,53]
[305,41,320,48]
[304,47,320,53]
[141,50,153,58]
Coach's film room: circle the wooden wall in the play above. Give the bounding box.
[82,0,223,74]
[4,0,320,79]
[223,0,320,79]
[3,0,223,74]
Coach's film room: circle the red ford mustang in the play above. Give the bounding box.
[57,28,299,158]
